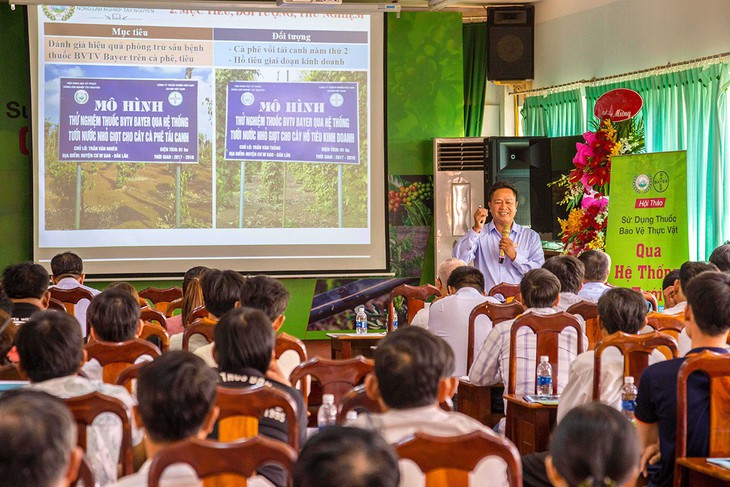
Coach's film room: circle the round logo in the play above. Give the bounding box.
[168,91,183,107]
[633,174,652,193]
[653,171,669,193]
[329,93,344,107]
[74,90,89,105]
[241,92,255,106]
[42,6,75,21]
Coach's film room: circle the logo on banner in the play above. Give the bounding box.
[241,92,255,106]
[632,174,652,193]
[653,171,669,193]
[42,6,75,21]
[73,90,89,105]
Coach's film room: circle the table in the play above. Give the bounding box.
[327,332,386,360]
[504,394,558,455]
[456,379,504,428]
[675,458,730,486]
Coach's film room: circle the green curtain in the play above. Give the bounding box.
[521,89,586,137]
[463,22,488,137]
[585,64,730,259]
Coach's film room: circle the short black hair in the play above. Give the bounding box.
[679,261,718,293]
[201,269,245,318]
[136,351,218,443]
[709,244,730,273]
[521,268,561,308]
[597,288,648,335]
[16,310,83,382]
[0,390,77,487]
[446,266,485,293]
[685,271,730,337]
[487,180,518,202]
[87,288,141,342]
[50,252,83,278]
[550,403,639,487]
[543,255,585,294]
[2,262,49,300]
[293,426,399,487]
[374,327,454,409]
[578,250,610,282]
[239,276,290,321]
[662,269,680,290]
[214,307,274,375]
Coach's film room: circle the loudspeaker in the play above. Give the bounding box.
[487,6,534,81]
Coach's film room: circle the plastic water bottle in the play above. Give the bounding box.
[621,376,638,425]
[345,410,358,422]
[536,356,553,396]
[392,312,398,331]
[317,393,337,429]
[355,306,367,335]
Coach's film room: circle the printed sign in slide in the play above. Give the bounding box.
[225,82,360,164]
[59,78,198,163]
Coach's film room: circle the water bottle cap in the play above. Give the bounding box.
[540,355,549,363]
[624,376,635,384]
[355,305,365,313]
[322,394,335,404]
[345,411,358,421]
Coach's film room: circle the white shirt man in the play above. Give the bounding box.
[50,277,100,336]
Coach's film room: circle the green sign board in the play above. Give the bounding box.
[605,151,689,307]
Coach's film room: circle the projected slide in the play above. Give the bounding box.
[31,6,386,275]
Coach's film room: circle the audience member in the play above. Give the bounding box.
[546,403,640,487]
[215,307,306,487]
[350,326,508,486]
[410,258,466,328]
[708,242,730,273]
[662,261,717,315]
[17,310,142,485]
[427,266,499,376]
[106,282,143,305]
[293,426,400,487]
[660,269,680,311]
[50,252,101,335]
[577,250,611,303]
[542,255,585,311]
[2,262,50,324]
[636,271,730,487]
[0,390,82,487]
[166,266,207,335]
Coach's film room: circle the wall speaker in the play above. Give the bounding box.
[487,6,534,81]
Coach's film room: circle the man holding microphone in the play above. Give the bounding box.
[452,180,545,294]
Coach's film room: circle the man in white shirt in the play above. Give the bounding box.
[350,327,508,487]
[410,258,466,329]
[577,250,612,303]
[662,261,718,315]
[427,266,499,376]
[50,252,101,335]
[543,255,585,312]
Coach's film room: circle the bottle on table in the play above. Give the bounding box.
[317,393,338,429]
[536,355,553,396]
[392,311,398,331]
[355,305,367,335]
[621,376,638,425]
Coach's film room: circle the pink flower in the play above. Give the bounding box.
[581,192,608,213]
[573,142,594,168]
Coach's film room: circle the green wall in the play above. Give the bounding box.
[0,7,464,339]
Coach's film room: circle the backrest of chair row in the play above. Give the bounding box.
[289,356,374,409]
[467,301,524,371]
[387,283,440,332]
[139,287,183,316]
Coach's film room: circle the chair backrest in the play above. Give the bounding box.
[165,297,183,318]
[49,287,95,316]
[488,282,521,299]
[73,453,95,487]
[216,384,300,450]
[186,305,209,326]
[566,300,600,350]
[467,301,524,371]
[646,312,685,340]
[640,290,659,312]
[592,331,679,400]
[336,384,382,424]
[140,307,168,330]
[394,430,523,487]
[139,323,170,353]
[387,283,440,332]
[139,287,183,315]
[115,361,146,392]
[63,391,134,476]
[275,332,308,381]
[84,339,161,384]
[48,297,66,312]
[289,356,374,409]
[182,317,217,351]
[147,436,297,487]
[508,312,583,395]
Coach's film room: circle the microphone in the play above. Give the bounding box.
[499,226,510,264]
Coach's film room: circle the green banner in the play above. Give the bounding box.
[606,151,689,307]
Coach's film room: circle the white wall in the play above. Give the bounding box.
[533,0,730,88]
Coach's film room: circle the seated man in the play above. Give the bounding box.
[410,258,466,328]
[709,242,730,273]
[576,250,612,303]
[294,426,400,487]
[215,307,306,487]
[427,266,499,376]
[0,390,82,487]
[542,255,585,311]
[16,310,143,485]
[662,261,717,315]
[636,270,730,487]
[2,262,50,324]
[82,287,149,381]
[50,251,101,336]
[350,326,507,486]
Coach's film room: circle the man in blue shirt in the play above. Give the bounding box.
[635,270,730,487]
[452,181,544,295]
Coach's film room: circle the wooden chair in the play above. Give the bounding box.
[646,312,685,340]
[394,430,523,487]
[641,290,658,312]
[148,436,297,487]
[140,307,168,330]
[566,300,600,350]
[336,384,382,424]
[63,391,134,476]
[49,287,95,318]
[73,453,95,487]
[467,301,524,371]
[182,317,217,351]
[115,361,146,391]
[139,287,182,316]
[186,305,209,326]
[488,282,521,300]
[48,297,66,312]
[139,323,170,352]
[216,384,300,450]
[275,332,308,381]
[84,339,161,384]
[386,283,440,332]
[591,331,679,400]
[165,297,183,318]
[674,351,730,486]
